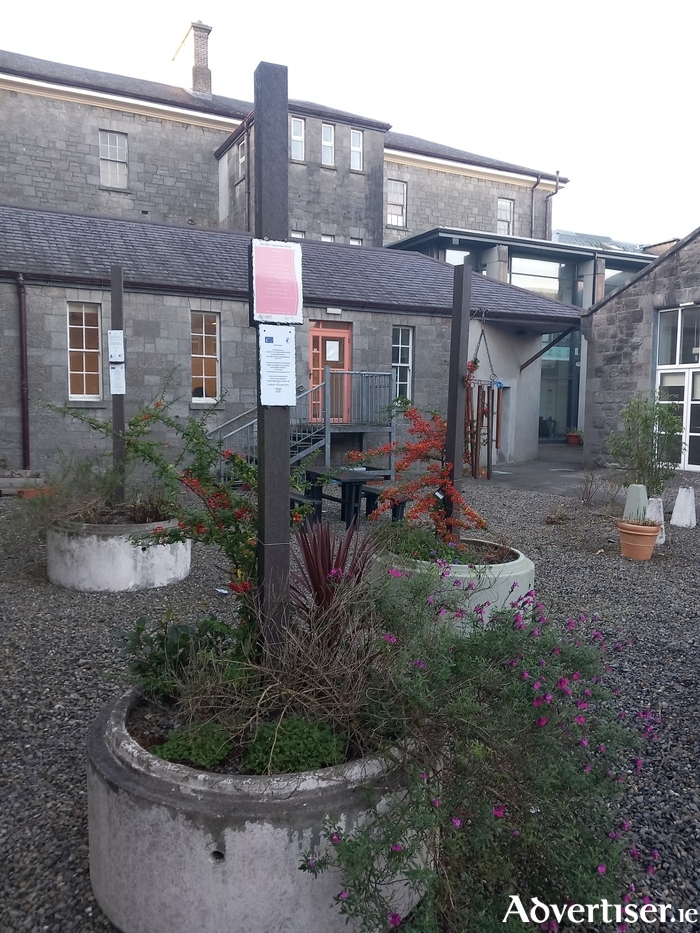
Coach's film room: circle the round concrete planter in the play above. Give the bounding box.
[385,538,534,626]
[46,519,191,591]
[88,691,415,933]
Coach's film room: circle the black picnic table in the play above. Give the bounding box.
[304,468,392,528]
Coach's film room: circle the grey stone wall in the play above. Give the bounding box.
[0,88,227,226]
[582,235,700,467]
[0,283,257,470]
[382,160,551,244]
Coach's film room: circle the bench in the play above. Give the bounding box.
[362,485,408,522]
[290,491,322,524]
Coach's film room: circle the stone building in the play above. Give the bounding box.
[581,225,700,471]
[0,205,579,472]
[0,26,564,246]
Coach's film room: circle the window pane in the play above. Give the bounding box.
[322,124,333,143]
[681,307,700,364]
[659,372,685,402]
[191,313,203,333]
[191,357,204,378]
[690,404,700,433]
[693,372,700,400]
[85,328,99,350]
[291,139,304,160]
[191,335,203,355]
[204,357,217,377]
[85,353,99,373]
[204,336,217,356]
[658,310,678,365]
[688,435,700,466]
[70,373,84,396]
[204,314,217,336]
[204,378,217,398]
[69,328,84,349]
[85,373,100,396]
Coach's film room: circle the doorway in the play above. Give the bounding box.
[309,321,352,422]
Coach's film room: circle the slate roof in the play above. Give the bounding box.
[553,230,646,254]
[385,132,566,184]
[0,206,580,326]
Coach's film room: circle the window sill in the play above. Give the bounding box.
[349,169,365,176]
[190,400,226,412]
[321,164,337,171]
[66,399,107,409]
[99,186,131,194]
[290,159,307,166]
[386,223,407,230]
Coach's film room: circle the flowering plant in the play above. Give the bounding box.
[347,401,486,556]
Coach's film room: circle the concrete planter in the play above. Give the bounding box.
[46,519,191,591]
[385,538,535,625]
[88,690,414,933]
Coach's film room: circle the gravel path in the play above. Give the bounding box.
[1,479,700,931]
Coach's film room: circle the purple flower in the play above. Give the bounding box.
[413,659,426,669]
[307,857,315,869]
[492,805,506,818]
[387,567,404,578]
[536,716,548,727]
[339,890,349,900]
[432,798,441,808]
[452,817,462,828]
[512,830,520,837]
[391,843,403,852]
[383,633,397,644]
[331,832,341,844]
[420,772,428,782]
[388,913,402,928]
[427,595,435,605]
[597,864,607,874]
[574,715,586,725]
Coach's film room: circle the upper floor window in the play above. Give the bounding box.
[99,130,128,189]
[321,234,335,243]
[291,117,305,161]
[658,306,700,366]
[387,180,407,227]
[497,198,514,236]
[349,237,363,246]
[290,230,305,239]
[68,303,101,400]
[191,312,220,401]
[392,326,413,400]
[236,138,246,179]
[321,123,335,166]
[350,129,363,171]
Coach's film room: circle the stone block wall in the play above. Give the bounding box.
[582,234,700,466]
[382,160,551,244]
[0,88,228,226]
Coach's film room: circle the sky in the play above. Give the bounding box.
[4,0,699,246]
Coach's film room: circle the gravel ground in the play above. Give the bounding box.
[1,478,700,932]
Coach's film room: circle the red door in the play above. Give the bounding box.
[309,322,352,422]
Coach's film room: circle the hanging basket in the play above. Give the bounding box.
[617,521,660,561]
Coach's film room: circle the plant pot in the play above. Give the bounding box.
[617,521,660,561]
[383,538,535,626]
[16,485,59,499]
[88,690,417,933]
[46,519,191,591]
[566,434,581,446]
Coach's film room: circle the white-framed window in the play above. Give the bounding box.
[321,234,335,243]
[321,123,335,166]
[497,198,515,236]
[236,138,246,179]
[290,230,305,239]
[350,237,363,246]
[191,312,220,401]
[657,305,700,470]
[350,129,363,171]
[392,326,413,400]
[99,130,128,189]
[387,179,407,227]
[291,117,305,161]
[68,303,102,400]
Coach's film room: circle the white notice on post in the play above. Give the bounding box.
[259,324,296,406]
[109,363,126,396]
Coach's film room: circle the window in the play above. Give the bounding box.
[68,303,101,399]
[291,117,305,161]
[350,129,363,171]
[99,130,128,189]
[321,234,335,243]
[191,312,219,401]
[236,138,246,179]
[350,237,363,246]
[387,180,407,227]
[290,230,305,239]
[321,123,334,166]
[392,326,413,400]
[497,198,514,236]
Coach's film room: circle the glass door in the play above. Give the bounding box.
[309,322,352,423]
[658,370,700,471]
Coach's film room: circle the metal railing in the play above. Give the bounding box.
[207,370,394,471]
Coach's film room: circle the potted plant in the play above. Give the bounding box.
[566,427,583,446]
[606,392,684,558]
[348,404,534,619]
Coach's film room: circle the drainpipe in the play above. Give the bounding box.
[530,174,542,238]
[16,273,30,469]
[543,170,560,240]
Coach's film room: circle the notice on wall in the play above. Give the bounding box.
[251,239,303,325]
[109,363,126,396]
[108,330,125,362]
[259,324,296,406]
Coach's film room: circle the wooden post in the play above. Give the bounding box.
[111,264,125,506]
[254,62,291,644]
[445,260,471,521]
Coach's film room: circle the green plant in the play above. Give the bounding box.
[606,392,684,495]
[566,426,583,437]
[245,717,346,774]
[152,722,232,769]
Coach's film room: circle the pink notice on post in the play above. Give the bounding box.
[252,240,303,324]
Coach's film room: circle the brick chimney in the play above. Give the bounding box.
[172,21,212,95]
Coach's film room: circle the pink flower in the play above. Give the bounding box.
[432,798,441,808]
[388,913,402,928]
[579,738,588,747]
[584,763,591,773]
[521,671,530,679]
[339,890,349,900]
[544,693,553,704]
[536,717,548,727]
[533,697,543,708]
[420,772,428,782]
[452,817,462,828]
[597,864,606,874]
[492,805,506,818]
[387,567,404,578]
[413,659,426,669]
[599,744,606,753]
[391,843,403,852]
[552,646,561,655]
[635,758,643,772]
[383,634,397,644]
[572,671,581,681]
[512,830,520,837]
[331,832,341,844]
[574,716,586,725]
[532,681,542,691]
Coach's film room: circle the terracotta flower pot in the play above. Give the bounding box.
[566,434,581,446]
[17,485,59,499]
[617,521,660,561]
